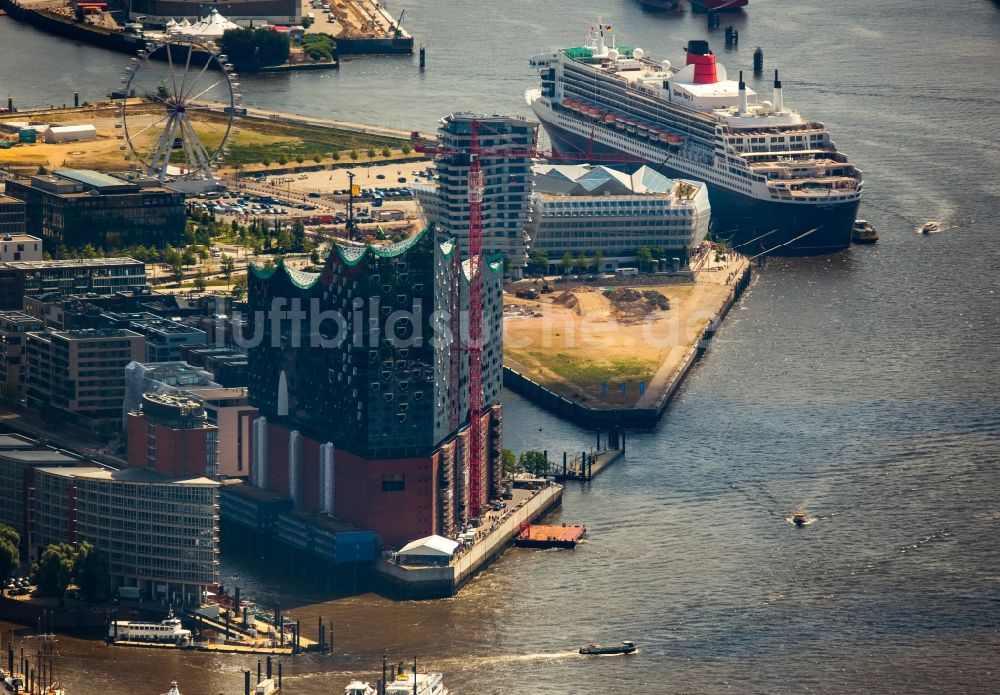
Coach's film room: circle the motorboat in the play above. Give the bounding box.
[579,640,637,655]
[921,221,940,234]
[792,510,807,527]
[851,219,878,243]
[344,682,377,695]
[163,682,183,695]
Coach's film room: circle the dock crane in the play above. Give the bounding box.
[410,122,646,518]
[392,8,405,38]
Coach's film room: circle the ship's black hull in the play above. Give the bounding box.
[540,120,858,256]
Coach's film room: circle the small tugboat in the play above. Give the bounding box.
[851,219,878,244]
[579,640,638,656]
[921,221,940,234]
[162,683,183,695]
[792,510,807,527]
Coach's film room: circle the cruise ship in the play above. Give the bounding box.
[527,26,863,255]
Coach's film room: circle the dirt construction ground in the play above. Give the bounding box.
[504,255,748,409]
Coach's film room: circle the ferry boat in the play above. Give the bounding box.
[108,608,192,644]
[579,640,638,655]
[528,26,863,255]
[384,671,448,695]
[344,682,378,695]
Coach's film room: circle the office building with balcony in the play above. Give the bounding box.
[0,311,44,398]
[72,467,219,602]
[3,169,185,250]
[0,257,148,310]
[25,328,144,429]
[413,113,537,279]
[0,196,27,237]
[529,164,711,272]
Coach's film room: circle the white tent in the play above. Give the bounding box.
[177,9,238,40]
[396,535,458,565]
[43,124,97,143]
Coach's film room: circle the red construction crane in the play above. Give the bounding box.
[410,123,647,519]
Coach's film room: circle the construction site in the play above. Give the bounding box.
[503,251,752,422]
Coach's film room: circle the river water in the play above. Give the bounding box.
[2,1,1000,693]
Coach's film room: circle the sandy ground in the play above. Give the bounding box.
[0,106,255,172]
[268,159,432,194]
[503,255,749,409]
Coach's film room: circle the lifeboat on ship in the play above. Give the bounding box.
[625,120,638,133]
[615,116,627,129]
[604,113,617,124]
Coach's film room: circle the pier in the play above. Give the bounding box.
[552,447,624,482]
[374,483,564,599]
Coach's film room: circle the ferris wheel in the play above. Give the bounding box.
[116,41,242,186]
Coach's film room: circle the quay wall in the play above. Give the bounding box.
[504,262,752,429]
[0,594,108,628]
[336,36,413,55]
[374,483,563,600]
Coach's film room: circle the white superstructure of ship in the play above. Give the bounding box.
[109,608,192,643]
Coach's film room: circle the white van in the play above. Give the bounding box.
[616,267,639,277]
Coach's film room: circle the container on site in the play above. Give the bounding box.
[117,586,141,600]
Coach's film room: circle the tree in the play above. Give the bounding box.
[220,254,236,289]
[292,219,306,251]
[501,449,517,477]
[635,246,654,272]
[518,450,549,477]
[232,275,247,300]
[194,276,207,293]
[310,248,321,264]
[277,155,288,167]
[312,153,322,164]
[401,143,411,155]
[526,248,548,276]
[561,251,574,275]
[349,150,358,161]
[381,146,391,159]
[219,27,290,70]
[32,543,75,600]
[330,149,340,161]
[73,541,109,601]
[0,524,18,584]
[366,146,376,162]
[170,261,184,286]
[593,249,605,274]
[575,251,587,272]
[295,154,305,165]
[262,157,271,171]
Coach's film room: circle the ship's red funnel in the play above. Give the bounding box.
[685,40,717,84]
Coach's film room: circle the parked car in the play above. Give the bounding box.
[376,173,386,179]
